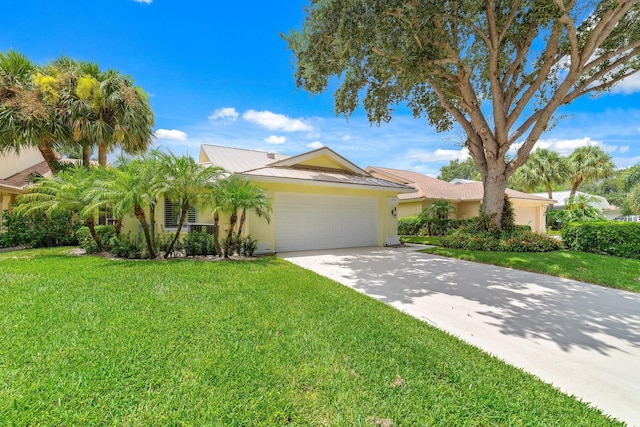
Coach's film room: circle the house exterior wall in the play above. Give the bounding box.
[237,180,400,252]
[0,148,43,180]
[117,181,400,252]
[398,200,424,218]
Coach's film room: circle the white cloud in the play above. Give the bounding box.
[406,148,469,163]
[619,146,630,154]
[521,137,621,156]
[209,107,239,121]
[307,141,324,149]
[133,0,152,3]
[341,134,352,141]
[610,73,640,95]
[243,110,314,132]
[613,155,640,169]
[265,135,286,145]
[154,129,187,141]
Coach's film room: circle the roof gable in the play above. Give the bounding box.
[268,147,367,175]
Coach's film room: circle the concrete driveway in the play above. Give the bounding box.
[281,245,640,426]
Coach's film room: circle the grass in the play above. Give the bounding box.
[402,235,640,293]
[0,248,622,425]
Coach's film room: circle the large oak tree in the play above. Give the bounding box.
[285,0,640,227]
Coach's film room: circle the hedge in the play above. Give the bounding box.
[562,221,640,259]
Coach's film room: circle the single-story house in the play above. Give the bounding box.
[194,145,414,252]
[532,190,621,220]
[366,166,553,234]
[0,148,52,229]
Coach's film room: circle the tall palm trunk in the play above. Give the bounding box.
[165,201,189,259]
[213,210,222,257]
[85,216,103,251]
[223,210,238,258]
[38,140,61,174]
[98,144,108,166]
[82,145,92,168]
[134,204,156,258]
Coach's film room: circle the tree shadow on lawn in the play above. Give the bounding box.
[286,247,640,356]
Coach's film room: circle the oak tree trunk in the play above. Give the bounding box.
[481,162,508,228]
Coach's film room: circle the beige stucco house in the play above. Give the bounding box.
[366,166,553,233]
[194,145,414,252]
[123,145,414,253]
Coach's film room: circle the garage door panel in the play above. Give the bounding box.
[274,193,379,252]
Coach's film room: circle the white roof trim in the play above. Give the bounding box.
[267,147,368,176]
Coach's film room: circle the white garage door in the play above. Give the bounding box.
[274,193,380,252]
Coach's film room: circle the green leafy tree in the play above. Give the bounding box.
[15,166,102,249]
[154,151,224,258]
[217,175,272,258]
[438,158,480,182]
[514,149,568,204]
[285,1,640,228]
[567,146,615,198]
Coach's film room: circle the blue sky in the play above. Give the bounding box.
[2,0,639,176]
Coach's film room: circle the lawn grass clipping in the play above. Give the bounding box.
[0,248,622,425]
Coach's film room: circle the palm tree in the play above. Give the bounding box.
[514,149,569,206]
[0,50,67,173]
[154,151,224,258]
[15,166,103,249]
[217,175,272,258]
[567,146,615,198]
[68,63,155,166]
[622,164,640,214]
[90,159,161,258]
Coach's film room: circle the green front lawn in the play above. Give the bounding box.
[0,248,621,425]
[402,235,640,293]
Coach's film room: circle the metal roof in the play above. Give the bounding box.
[200,144,289,173]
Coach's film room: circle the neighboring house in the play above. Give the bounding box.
[194,145,414,252]
[0,148,51,229]
[366,166,553,233]
[532,190,621,220]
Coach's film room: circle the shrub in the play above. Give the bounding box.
[422,218,471,236]
[1,210,80,248]
[440,220,559,253]
[110,233,144,259]
[398,215,422,235]
[183,230,217,257]
[562,221,640,259]
[76,225,115,254]
[238,235,258,257]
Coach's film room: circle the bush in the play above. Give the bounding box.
[238,235,258,257]
[398,216,422,235]
[422,218,471,236]
[110,234,144,259]
[562,221,640,259]
[183,230,217,257]
[1,210,80,248]
[76,225,115,254]
[440,217,559,253]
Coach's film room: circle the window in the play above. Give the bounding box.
[164,199,197,228]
